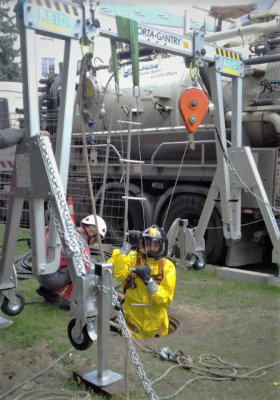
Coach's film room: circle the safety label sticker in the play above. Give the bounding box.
[222,57,239,75]
[216,48,241,60]
[28,0,80,16]
[38,7,70,34]
[24,0,81,37]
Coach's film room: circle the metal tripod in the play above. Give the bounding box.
[0,0,122,388]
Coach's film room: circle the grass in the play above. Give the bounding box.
[0,225,30,257]
[1,226,280,400]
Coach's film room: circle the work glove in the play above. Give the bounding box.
[127,230,141,244]
[135,264,151,285]
[121,230,141,254]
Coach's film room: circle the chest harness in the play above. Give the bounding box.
[123,256,164,294]
[123,256,165,337]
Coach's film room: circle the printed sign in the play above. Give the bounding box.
[38,7,70,34]
[222,57,238,75]
[137,26,191,52]
[25,0,81,38]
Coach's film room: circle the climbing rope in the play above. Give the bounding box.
[13,390,91,400]
[161,142,189,229]
[0,347,92,400]
[189,60,200,85]
[76,52,105,262]
[109,323,280,400]
[135,94,147,245]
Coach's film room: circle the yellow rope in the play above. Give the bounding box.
[81,35,85,56]
[189,60,200,81]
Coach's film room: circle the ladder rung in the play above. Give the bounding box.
[122,196,146,201]
[120,159,145,164]
[117,120,142,125]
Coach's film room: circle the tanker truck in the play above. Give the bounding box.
[1,6,280,268]
[67,7,280,268]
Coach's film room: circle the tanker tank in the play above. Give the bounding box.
[68,22,280,268]
[72,52,280,166]
[73,56,220,166]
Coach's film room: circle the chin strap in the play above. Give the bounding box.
[83,224,97,245]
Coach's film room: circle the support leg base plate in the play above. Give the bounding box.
[73,365,130,398]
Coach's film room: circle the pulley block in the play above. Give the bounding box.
[178,88,209,133]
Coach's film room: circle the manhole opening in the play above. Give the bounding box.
[168,314,180,335]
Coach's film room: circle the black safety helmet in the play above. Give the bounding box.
[139,225,168,260]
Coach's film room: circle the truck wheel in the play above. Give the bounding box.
[162,194,225,265]
[1,292,25,316]
[102,190,145,246]
[193,252,206,270]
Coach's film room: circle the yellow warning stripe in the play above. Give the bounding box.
[216,48,241,61]
[30,0,80,17]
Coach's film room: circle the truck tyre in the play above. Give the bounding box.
[193,252,206,270]
[162,194,225,265]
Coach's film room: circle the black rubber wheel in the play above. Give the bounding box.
[193,252,206,270]
[162,194,226,265]
[68,319,93,351]
[1,291,25,316]
[102,189,145,246]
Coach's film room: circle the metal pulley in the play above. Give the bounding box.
[178,61,214,150]
[82,76,105,126]
[178,87,209,134]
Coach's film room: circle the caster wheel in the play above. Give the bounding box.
[193,253,206,270]
[1,291,25,316]
[68,319,93,351]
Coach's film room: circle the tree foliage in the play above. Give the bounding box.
[0,3,21,81]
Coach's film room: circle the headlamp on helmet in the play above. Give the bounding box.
[139,225,168,260]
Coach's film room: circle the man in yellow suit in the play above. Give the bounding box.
[109,225,176,338]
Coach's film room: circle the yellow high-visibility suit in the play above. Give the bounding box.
[109,249,176,339]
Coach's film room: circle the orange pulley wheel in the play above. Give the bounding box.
[178,88,209,133]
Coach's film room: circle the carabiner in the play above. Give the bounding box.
[189,61,200,86]
[133,85,140,98]
[115,82,120,96]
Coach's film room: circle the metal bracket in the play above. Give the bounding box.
[193,30,206,67]
[83,0,100,43]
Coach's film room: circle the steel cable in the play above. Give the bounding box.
[161,142,189,229]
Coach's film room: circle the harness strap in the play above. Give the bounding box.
[125,318,139,334]
[110,16,139,87]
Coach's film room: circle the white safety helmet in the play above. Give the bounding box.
[81,215,107,238]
